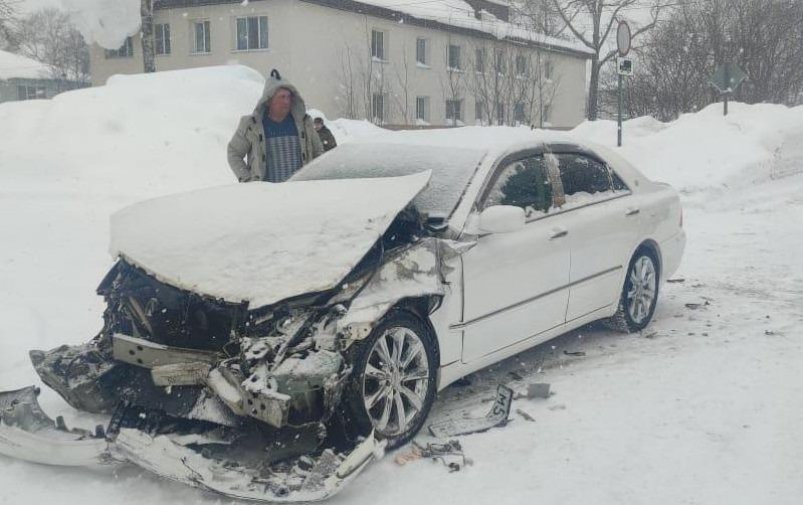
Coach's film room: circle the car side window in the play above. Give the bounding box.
[550,153,627,209]
[483,156,552,217]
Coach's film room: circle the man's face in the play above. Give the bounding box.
[314,121,322,131]
[269,88,292,118]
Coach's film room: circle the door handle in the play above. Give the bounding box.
[549,228,568,240]
[625,207,640,216]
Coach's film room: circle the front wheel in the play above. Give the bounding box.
[342,311,438,449]
[606,250,660,333]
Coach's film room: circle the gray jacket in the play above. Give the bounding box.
[227,75,324,182]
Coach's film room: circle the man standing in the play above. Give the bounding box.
[228,70,324,182]
[313,117,338,152]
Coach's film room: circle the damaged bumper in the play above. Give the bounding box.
[0,386,384,502]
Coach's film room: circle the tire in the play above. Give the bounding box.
[605,249,660,333]
[341,310,438,449]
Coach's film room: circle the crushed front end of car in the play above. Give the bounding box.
[0,174,463,501]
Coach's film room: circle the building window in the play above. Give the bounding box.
[416,38,428,66]
[515,55,527,76]
[193,20,211,53]
[475,100,485,123]
[415,96,430,122]
[236,16,268,51]
[496,101,505,124]
[544,61,553,79]
[104,37,134,58]
[371,30,385,60]
[372,93,385,123]
[447,44,461,71]
[542,104,550,123]
[17,85,46,100]
[155,23,171,55]
[445,99,462,122]
[475,48,485,73]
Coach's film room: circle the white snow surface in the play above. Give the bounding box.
[0,66,802,504]
[0,49,51,80]
[110,172,430,308]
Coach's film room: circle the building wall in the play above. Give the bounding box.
[89,0,587,127]
[0,78,63,103]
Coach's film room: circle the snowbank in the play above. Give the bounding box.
[569,103,803,195]
[0,50,51,80]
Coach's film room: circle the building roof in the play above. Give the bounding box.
[0,50,52,80]
[154,0,593,58]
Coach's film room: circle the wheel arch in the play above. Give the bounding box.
[633,239,663,280]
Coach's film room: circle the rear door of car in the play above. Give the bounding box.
[458,153,572,363]
[545,149,639,322]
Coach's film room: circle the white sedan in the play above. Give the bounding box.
[291,133,686,444]
[0,131,685,501]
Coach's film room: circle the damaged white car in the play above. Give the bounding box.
[0,135,685,501]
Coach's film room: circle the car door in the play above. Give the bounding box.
[546,151,639,322]
[458,154,571,363]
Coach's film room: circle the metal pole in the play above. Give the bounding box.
[617,73,623,147]
[723,64,730,116]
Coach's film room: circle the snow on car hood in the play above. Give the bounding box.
[109,171,431,309]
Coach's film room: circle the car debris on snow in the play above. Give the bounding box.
[427,385,513,438]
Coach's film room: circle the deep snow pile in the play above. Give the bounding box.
[0,65,801,505]
[571,103,803,196]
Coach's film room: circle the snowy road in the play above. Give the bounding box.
[0,68,801,504]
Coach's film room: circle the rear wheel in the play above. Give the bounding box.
[342,311,437,449]
[606,250,660,333]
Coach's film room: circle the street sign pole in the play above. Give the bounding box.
[723,64,730,116]
[615,21,631,147]
[617,73,623,147]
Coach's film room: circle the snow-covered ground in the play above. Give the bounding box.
[1,66,801,504]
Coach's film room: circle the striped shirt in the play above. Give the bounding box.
[262,115,303,182]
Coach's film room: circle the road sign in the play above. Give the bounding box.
[617,57,633,76]
[710,63,748,94]
[617,21,631,56]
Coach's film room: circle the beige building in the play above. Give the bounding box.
[90,0,591,128]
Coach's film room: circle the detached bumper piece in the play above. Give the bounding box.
[0,386,384,502]
[0,386,111,467]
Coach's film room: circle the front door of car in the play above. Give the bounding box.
[459,154,571,363]
[547,152,638,321]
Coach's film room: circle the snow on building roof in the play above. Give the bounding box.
[310,0,593,56]
[0,50,51,81]
[153,0,592,57]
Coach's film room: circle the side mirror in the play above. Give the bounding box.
[479,205,525,234]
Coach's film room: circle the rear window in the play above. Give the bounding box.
[292,143,487,217]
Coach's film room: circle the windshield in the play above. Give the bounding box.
[292,142,487,217]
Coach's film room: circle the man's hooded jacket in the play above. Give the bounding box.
[227,71,324,182]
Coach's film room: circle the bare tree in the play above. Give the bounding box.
[14,8,90,83]
[514,0,568,37]
[335,45,359,119]
[392,41,413,125]
[0,0,18,49]
[619,0,803,120]
[550,0,666,120]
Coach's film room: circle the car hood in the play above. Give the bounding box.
[109,171,431,309]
